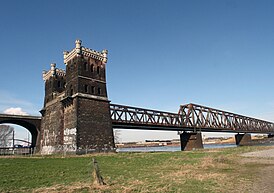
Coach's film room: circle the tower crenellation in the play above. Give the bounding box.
[42,63,66,81]
[63,40,108,65]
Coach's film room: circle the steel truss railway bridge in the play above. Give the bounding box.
[1,103,274,151]
[1,40,273,152]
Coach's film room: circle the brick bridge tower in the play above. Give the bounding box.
[40,40,115,154]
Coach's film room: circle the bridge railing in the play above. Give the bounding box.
[110,103,274,133]
[110,104,181,128]
[179,103,274,133]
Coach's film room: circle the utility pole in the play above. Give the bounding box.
[12,130,15,149]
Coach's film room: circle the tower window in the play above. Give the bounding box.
[84,62,88,71]
[98,87,101,95]
[91,86,95,94]
[91,64,94,72]
[71,63,76,70]
[84,85,88,93]
[57,81,61,88]
[70,85,73,96]
[97,66,100,74]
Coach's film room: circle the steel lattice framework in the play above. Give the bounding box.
[110,103,274,134]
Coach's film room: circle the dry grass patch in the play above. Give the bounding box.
[159,154,254,192]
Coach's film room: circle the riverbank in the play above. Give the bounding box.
[0,146,273,192]
[116,135,269,149]
[116,143,237,152]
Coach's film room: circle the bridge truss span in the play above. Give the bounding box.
[179,103,274,133]
[110,104,181,130]
[110,103,274,134]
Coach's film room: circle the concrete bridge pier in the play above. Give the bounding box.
[235,133,251,146]
[179,132,204,151]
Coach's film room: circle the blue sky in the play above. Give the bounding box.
[1,0,274,142]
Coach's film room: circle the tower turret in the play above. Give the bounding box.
[75,39,82,55]
[42,63,66,105]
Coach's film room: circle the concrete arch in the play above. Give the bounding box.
[0,114,41,148]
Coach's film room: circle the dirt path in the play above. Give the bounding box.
[241,149,274,192]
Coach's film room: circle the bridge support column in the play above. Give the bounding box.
[268,134,274,138]
[180,132,203,151]
[235,133,251,146]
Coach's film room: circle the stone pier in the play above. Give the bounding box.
[235,133,251,146]
[180,132,204,151]
[268,134,274,138]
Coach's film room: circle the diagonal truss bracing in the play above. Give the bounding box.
[110,103,274,133]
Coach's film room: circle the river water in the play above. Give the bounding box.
[116,143,237,152]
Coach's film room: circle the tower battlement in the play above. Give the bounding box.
[42,63,66,81]
[63,40,108,64]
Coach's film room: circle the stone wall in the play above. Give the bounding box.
[40,97,64,154]
[76,97,115,153]
[63,99,78,152]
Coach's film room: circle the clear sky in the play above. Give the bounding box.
[1,0,274,142]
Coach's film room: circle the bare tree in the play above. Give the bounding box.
[0,125,14,147]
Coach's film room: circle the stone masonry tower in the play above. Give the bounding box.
[40,40,115,154]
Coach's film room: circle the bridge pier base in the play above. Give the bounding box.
[180,132,204,151]
[235,133,251,146]
[268,134,274,138]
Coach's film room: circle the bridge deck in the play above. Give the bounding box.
[110,103,274,134]
[0,114,41,120]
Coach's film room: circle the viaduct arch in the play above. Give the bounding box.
[0,114,41,149]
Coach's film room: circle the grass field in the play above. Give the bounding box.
[0,146,270,192]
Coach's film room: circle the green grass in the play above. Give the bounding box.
[0,157,91,191]
[0,146,271,192]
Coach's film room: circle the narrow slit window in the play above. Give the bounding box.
[91,64,94,72]
[98,87,101,95]
[84,62,88,71]
[57,81,61,88]
[97,66,100,74]
[70,85,73,96]
[71,63,75,70]
[84,85,88,93]
[91,86,95,94]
